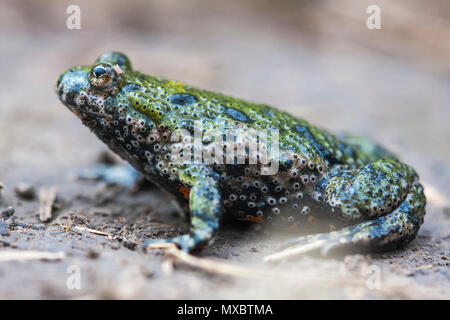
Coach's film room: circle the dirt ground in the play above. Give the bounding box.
[0,0,449,299]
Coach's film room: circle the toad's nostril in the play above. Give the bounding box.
[56,68,88,106]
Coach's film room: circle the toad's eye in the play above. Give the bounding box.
[93,65,107,77]
[89,63,114,88]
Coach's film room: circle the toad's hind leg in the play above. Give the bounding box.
[265,160,426,262]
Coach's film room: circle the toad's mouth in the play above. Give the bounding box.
[57,67,114,124]
[56,67,89,114]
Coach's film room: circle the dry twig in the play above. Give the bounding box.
[39,187,56,222]
[0,250,65,262]
[73,225,114,239]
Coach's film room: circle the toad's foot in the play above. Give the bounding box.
[143,231,215,252]
[75,164,142,187]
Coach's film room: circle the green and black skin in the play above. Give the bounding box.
[56,52,426,255]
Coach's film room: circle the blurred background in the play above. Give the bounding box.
[0,0,448,299]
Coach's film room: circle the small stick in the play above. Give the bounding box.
[11,222,46,230]
[414,264,433,270]
[144,243,179,250]
[0,250,65,262]
[66,216,71,232]
[73,225,114,239]
[39,187,56,222]
[264,240,327,263]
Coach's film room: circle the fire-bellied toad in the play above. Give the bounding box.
[56,52,426,257]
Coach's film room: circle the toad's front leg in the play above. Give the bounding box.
[143,166,224,252]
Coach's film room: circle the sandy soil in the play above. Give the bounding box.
[0,0,448,299]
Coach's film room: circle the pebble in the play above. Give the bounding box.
[14,182,36,200]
